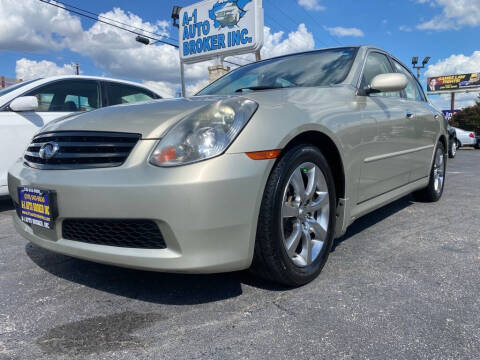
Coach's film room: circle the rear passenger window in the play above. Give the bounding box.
[106,83,158,106]
[393,60,426,102]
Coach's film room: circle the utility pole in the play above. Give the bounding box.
[74,63,79,75]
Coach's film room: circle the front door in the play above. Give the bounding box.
[357,52,411,203]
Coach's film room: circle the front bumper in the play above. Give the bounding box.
[8,141,272,273]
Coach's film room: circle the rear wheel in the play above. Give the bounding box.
[448,138,457,158]
[412,141,446,202]
[251,145,337,287]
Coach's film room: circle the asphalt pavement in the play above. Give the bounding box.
[0,149,479,360]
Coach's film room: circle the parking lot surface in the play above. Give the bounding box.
[1,150,479,360]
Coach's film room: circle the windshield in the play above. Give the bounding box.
[0,79,39,97]
[198,47,358,96]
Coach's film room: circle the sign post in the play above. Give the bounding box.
[178,0,264,93]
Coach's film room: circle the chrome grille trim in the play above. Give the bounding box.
[24,131,141,170]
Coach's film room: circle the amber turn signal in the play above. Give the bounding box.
[246,149,282,160]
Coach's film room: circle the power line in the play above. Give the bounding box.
[264,0,332,48]
[294,4,343,46]
[39,0,178,47]
[50,0,179,44]
[38,0,245,67]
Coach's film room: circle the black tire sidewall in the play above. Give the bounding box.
[428,142,446,201]
[267,145,336,284]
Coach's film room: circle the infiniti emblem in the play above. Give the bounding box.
[39,142,60,160]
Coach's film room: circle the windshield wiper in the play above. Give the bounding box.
[234,85,290,93]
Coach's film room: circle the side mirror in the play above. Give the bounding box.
[368,73,408,94]
[9,96,39,112]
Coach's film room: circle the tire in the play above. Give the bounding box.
[448,138,457,158]
[412,141,446,202]
[251,145,337,287]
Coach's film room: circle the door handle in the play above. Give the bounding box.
[406,111,415,119]
[434,114,440,120]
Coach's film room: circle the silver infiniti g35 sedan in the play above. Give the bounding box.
[8,46,447,286]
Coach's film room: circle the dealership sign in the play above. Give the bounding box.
[427,73,480,93]
[179,0,264,64]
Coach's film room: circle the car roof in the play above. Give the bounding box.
[0,75,162,107]
[32,75,158,92]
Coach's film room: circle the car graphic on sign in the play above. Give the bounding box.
[459,73,479,87]
[215,2,242,27]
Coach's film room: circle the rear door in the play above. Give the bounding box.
[391,59,438,182]
[357,51,411,203]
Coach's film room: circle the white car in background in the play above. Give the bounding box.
[453,127,477,148]
[0,75,162,196]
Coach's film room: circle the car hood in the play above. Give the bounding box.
[39,96,233,139]
[38,86,352,139]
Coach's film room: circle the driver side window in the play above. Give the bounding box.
[361,52,400,98]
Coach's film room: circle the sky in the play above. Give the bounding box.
[0,0,479,109]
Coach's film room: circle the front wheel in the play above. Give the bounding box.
[412,141,446,202]
[251,145,337,287]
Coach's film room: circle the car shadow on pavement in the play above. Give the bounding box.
[25,243,287,306]
[332,194,414,251]
[24,195,414,305]
[0,197,14,212]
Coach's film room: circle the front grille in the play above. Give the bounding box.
[24,131,141,170]
[62,219,166,249]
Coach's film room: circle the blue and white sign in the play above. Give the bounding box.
[180,0,264,64]
[442,110,461,121]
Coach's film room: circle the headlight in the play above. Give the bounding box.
[150,97,258,167]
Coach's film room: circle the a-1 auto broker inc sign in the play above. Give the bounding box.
[180,0,264,64]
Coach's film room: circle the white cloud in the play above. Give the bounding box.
[425,51,480,109]
[425,51,480,77]
[4,1,318,98]
[261,24,316,58]
[186,79,210,96]
[142,81,178,98]
[399,25,413,32]
[298,0,325,11]
[66,7,208,84]
[428,92,478,110]
[324,26,364,37]
[0,0,82,51]
[15,58,76,79]
[417,0,480,30]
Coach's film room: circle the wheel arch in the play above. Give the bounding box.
[279,131,346,201]
[438,134,447,153]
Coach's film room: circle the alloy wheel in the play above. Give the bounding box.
[433,148,445,194]
[281,162,329,267]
